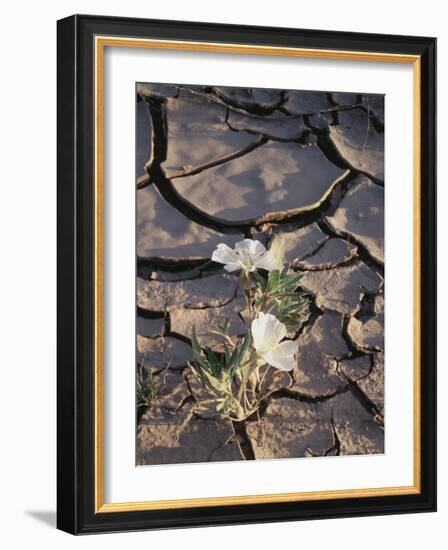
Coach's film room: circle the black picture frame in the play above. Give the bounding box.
[57,14,436,534]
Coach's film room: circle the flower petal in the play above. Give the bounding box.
[251,312,267,351]
[254,251,279,271]
[251,313,287,353]
[235,239,266,260]
[223,262,242,272]
[265,313,287,345]
[255,237,285,271]
[211,243,239,266]
[264,340,297,371]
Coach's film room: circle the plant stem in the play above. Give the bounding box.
[257,364,271,392]
[242,270,254,331]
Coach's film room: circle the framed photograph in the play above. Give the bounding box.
[57,14,436,534]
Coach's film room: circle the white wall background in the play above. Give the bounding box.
[0,1,443,547]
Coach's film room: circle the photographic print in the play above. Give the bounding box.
[135,82,385,466]
[57,17,436,532]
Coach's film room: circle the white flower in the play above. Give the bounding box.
[251,312,297,371]
[256,236,285,272]
[211,239,281,273]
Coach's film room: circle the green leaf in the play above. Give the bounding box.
[204,347,219,376]
[224,344,232,365]
[241,333,250,355]
[268,269,280,291]
[218,317,231,335]
[191,327,203,358]
[225,334,249,376]
[253,271,267,291]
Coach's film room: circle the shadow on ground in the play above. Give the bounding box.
[26,510,56,528]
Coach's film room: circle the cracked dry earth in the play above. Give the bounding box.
[136,83,385,465]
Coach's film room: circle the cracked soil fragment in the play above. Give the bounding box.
[137,406,243,465]
[326,176,384,264]
[137,272,239,312]
[137,335,193,369]
[329,107,384,181]
[172,142,348,224]
[137,184,243,259]
[300,261,382,315]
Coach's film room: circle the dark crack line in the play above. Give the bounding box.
[137,173,151,188]
[154,175,249,234]
[340,314,376,361]
[313,170,361,220]
[349,382,384,427]
[291,286,377,357]
[294,294,323,339]
[274,90,290,115]
[162,328,215,348]
[309,121,355,171]
[209,87,284,116]
[182,369,197,399]
[169,135,269,179]
[136,98,154,190]
[335,331,383,425]
[365,108,384,133]
[137,256,208,275]
[225,112,310,144]
[255,170,357,233]
[252,169,351,227]
[347,97,384,134]
[283,101,367,120]
[138,97,168,190]
[360,106,371,152]
[197,86,378,124]
[136,307,165,320]
[335,352,375,384]
[138,281,242,344]
[327,92,340,125]
[186,87,281,118]
[293,251,359,272]
[162,309,171,337]
[148,271,202,283]
[295,236,330,262]
[161,330,192,346]
[205,432,240,462]
[330,93,385,134]
[307,408,341,457]
[136,404,148,424]
[199,261,230,277]
[266,384,350,406]
[343,291,384,353]
[326,409,342,456]
[232,420,255,460]
[349,341,382,353]
[306,118,384,188]
[248,377,349,423]
[164,279,240,312]
[276,103,291,117]
[175,394,195,413]
[137,87,181,102]
[354,291,378,320]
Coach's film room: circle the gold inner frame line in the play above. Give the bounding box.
[94,35,421,513]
